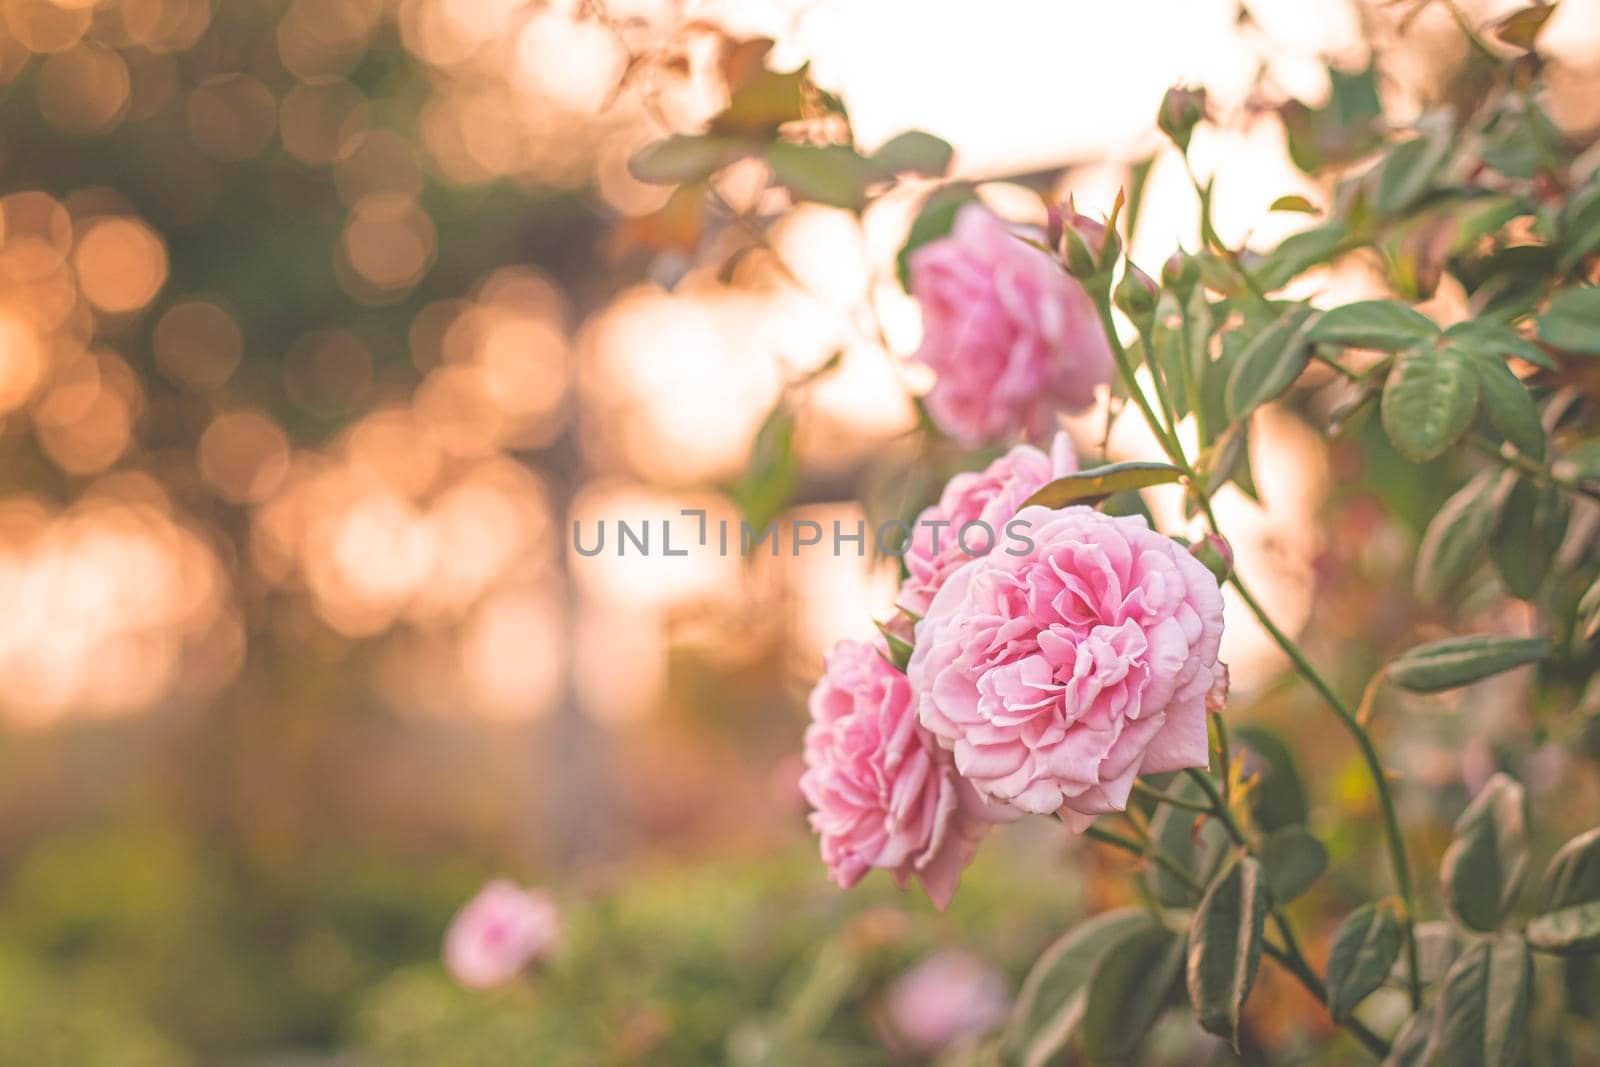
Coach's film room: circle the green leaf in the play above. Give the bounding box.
[1528,902,1600,955]
[1019,461,1185,510]
[1326,902,1405,1020]
[1004,909,1155,1067]
[1144,775,1226,907]
[1232,726,1309,832]
[896,189,975,290]
[730,404,797,531]
[870,130,954,177]
[1186,856,1267,1048]
[1280,63,1382,174]
[1559,180,1600,273]
[1199,422,1251,498]
[1386,635,1549,694]
[1080,922,1184,1063]
[1414,472,1499,606]
[1381,345,1479,462]
[1433,937,1534,1067]
[1259,825,1327,904]
[766,143,876,211]
[1445,319,1556,370]
[1544,828,1600,911]
[873,620,912,673]
[1376,121,1454,217]
[1270,195,1317,214]
[1392,920,1464,988]
[1308,300,1441,351]
[1580,576,1600,642]
[708,64,810,137]
[1224,304,1320,420]
[1490,4,1558,50]
[628,134,754,184]
[1250,223,1348,292]
[1472,355,1545,459]
[1441,773,1529,933]
[1490,476,1569,599]
[1538,288,1600,354]
[1382,1009,1437,1067]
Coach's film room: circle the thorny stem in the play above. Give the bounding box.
[1091,284,1426,1015]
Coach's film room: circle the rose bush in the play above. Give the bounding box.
[602,7,1600,1063]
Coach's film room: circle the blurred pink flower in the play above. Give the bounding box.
[908,205,1112,446]
[885,949,1009,1052]
[442,879,560,989]
[909,506,1225,826]
[900,432,1077,617]
[801,639,1011,909]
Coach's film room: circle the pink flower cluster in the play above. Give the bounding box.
[800,437,1227,907]
[907,204,1113,447]
[443,880,561,989]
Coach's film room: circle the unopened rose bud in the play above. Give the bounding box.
[1162,248,1200,298]
[1057,203,1114,287]
[1189,532,1233,583]
[1060,220,1100,280]
[1114,262,1159,330]
[1045,203,1064,251]
[1158,85,1207,153]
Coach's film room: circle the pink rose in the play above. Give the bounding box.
[900,431,1077,617]
[908,204,1113,446]
[442,880,560,989]
[908,506,1225,828]
[885,950,1009,1052]
[800,639,1010,909]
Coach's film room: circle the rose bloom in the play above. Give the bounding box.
[900,431,1077,617]
[908,506,1225,828]
[884,950,1009,1053]
[442,880,561,989]
[907,204,1113,447]
[801,639,1010,909]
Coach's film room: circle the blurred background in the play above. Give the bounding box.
[2,0,1600,1063]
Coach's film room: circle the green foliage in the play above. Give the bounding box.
[1185,857,1266,1049]
[1081,921,1184,1062]
[1003,909,1155,1067]
[1432,937,1535,1067]
[1145,776,1226,907]
[1542,829,1600,911]
[1386,635,1550,693]
[1537,287,1600,354]
[629,135,755,184]
[1440,774,1529,934]
[1019,461,1185,510]
[1527,902,1600,955]
[1223,303,1318,420]
[870,131,956,177]
[1380,345,1479,462]
[1258,826,1327,905]
[1490,476,1568,599]
[1414,472,1500,605]
[729,404,798,533]
[1231,727,1309,832]
[1326,902,1404,1021]
[1308,300,1440,352]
